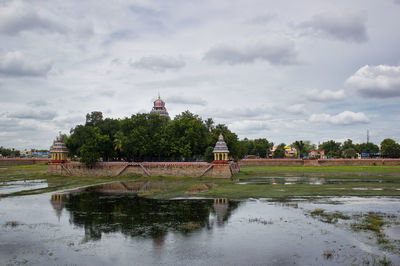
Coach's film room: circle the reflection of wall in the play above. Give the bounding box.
[62,193,240,243]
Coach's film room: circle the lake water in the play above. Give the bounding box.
[0,189,399,265]
[0,179,48,194]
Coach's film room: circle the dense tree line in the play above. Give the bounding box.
[238,138,400,159]
[63,111,400,164]
[65,111,246,165]
[0,146,20,157]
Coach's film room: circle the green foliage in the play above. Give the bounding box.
[204,146,214,163]
[342,147,357,158]
[354,142,379,154]
[241,138,273,158]
[292,140,315,158]
[65,111,245,163]
[380,138,400,158]
[273,143,286,158]
[319,140,342,158]
[0,146,20,157]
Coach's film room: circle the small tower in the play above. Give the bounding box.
[213,134,229,162]
[150,94,170,120]
[50,133,69,163]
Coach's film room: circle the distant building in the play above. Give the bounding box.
[309,150,325,159]
[150,94,170,120]
[284,146,297,158]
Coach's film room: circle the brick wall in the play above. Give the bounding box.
[240,158,400,167]
[47,161,234,178]
[0,158,49,166]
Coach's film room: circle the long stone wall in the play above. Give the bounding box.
[239,158,400,167]
[47,161,238,178]
[0,158,50,166]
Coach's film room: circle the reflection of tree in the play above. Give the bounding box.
[64,192,239,243]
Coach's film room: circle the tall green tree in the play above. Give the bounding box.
[380,138,400,158]
[273,143,286,158]
[319,140,342,158]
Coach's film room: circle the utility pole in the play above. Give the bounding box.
[367,129,370,143]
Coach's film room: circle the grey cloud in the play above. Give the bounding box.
[245,14,276,24]
[0,51,52,77]
[345,65,400,98]
[167,95,207,106]
[0,7,67,35]
[395,0,400,5]
[131,56,186,72]
[203,40,297,65]
[99,90,116,97]
[309,111,369,125]
[7,110,57,121]
[128,4,167,33]
[306,89,345,102]
[27,100,50,107]
[229,120,270,135]
[299,12,368,43]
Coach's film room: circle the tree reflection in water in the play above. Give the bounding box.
[51,191,239,244]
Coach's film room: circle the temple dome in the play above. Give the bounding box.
[150,94,170,120]
[50,135,69,154]
[213,134,229,153]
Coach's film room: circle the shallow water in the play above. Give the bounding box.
[237,176,400,185]
[0,179,48,194]
[0,189,399,265]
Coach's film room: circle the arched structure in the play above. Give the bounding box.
[213,134,229,162]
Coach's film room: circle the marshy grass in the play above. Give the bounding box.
[351,212,389,245]
[310,208,350,224]
[248,218,273,225]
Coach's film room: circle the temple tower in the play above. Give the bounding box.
[150,94,170,120]
[213,134,229,161]
[50,134,69,163]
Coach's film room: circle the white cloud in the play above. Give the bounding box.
[309,111,369,125]
[0,51,52,77]
[166,95,207,106]
[203,40,297,65]
[285,104,306,115]
[345,65,400,98]
[0,2,67,35]
[130,56,186,72]
[306,89,345,102]
[229,120,270,134]
[299,12,368,43]
[7,110,57,121]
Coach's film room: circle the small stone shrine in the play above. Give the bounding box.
[49,134,69,163]
[213,134,229,161]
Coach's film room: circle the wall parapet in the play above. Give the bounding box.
[239,158,400,167]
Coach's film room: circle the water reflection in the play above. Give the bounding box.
[238,176,400,185]
[51,189,239,244]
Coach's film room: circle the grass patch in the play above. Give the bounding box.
[2,164,400,199]
[351,212,389,245]
[310,208,350,224]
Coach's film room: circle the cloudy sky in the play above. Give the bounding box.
[1,0,400,150]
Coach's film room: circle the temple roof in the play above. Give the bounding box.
[213,134,229,153]
[50,134,69,153]
[150,94,170,119]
